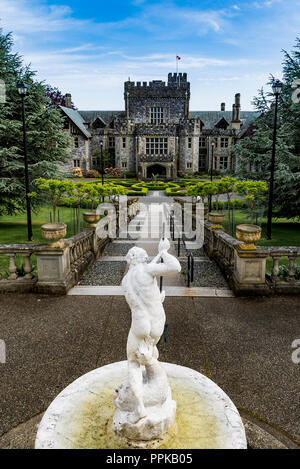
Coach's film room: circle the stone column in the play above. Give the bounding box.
[233,247,269,295]
[35,245,72,295]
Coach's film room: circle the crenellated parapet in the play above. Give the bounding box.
[124,74,190,100]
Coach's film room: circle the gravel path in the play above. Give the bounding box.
[180,259,229,288]
[79,260,127,286]
[103,242,135,256]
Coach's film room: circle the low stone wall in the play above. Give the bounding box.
[204,222,300,296]
[0,199,139,295]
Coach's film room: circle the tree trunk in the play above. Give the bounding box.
[77,205,81,233]
[227,195,231,234]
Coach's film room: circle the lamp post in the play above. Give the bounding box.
[266,79,282,240]
[209,141,215,212]
[100,141,104,186]
[100,141,104,202]
[17,82,33,241]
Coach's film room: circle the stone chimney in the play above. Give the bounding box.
[231,93,241,130]
[65,93,72,108]
[221,102,225,111]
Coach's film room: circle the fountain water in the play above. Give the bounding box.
[35,238,247,449]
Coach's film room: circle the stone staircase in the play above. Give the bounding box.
[69,195,233,297]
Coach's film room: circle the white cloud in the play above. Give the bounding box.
[0,0,91,33]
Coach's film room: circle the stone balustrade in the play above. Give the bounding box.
[0,199,137,295]
[0,245,37,292]
[204,221,300,296]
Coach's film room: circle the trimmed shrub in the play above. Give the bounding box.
[86,169,100,178]
[72,167,82,178]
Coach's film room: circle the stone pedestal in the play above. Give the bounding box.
[233,249,268,295]
[35,246,71,294]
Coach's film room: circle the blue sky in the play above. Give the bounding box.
[0,0,299,110]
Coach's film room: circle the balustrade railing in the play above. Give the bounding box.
[0,199,137,294]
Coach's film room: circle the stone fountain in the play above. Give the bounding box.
[35,238,247,449]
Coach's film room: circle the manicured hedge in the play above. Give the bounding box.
[211,198,248,210]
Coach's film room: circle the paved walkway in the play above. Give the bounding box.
[0,294,299,449]
[79,194,229,292]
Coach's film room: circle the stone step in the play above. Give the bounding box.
[68,285,234,297]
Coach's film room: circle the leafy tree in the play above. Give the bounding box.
[45,85,76,109]
[0,30,71,216]
[36,178,73,223]
[218,177,236,232]
[93,148,113,174]
[187,181,210,204]
[233,38,300,218]
[234,180,268,224]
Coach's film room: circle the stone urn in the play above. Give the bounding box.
[236,224,261,250]
[41,223,67,248]
[208,212,225,230]
[83,211,101,229]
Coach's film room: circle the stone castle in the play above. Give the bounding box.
[59,72,258,178]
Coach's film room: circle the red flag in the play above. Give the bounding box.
[176,55,181,60]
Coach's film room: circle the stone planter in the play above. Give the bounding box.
[83,211,101,229]
[41,223,67,248]
[208,212,225,230]
[236,224,261,250]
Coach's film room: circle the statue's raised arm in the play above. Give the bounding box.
[146,238,181,277]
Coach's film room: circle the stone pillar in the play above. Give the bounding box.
[233,248,269,295]
[36,246,72,294]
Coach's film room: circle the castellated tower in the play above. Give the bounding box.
[124,73,190,123]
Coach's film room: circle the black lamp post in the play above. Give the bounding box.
[100,141,104,186]
[209,141,215,212]
[17,82,33,241]
[266,79,282,240]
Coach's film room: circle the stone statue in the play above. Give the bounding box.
[113,238,181,446]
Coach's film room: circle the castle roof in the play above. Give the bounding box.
[189,111,259,129]
[60,106,91,138]
[79,110,125,126]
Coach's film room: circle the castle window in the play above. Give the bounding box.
[186,162,192,169]
[121,162,127,169]
[150,107,165,124]
[145,137,168,155]
[122,137,126,149]
[188,137,192,149]
[74,137,79,148]
[199,155,206,169]
[215,118,229,130]
[219,156,228,169]
[221,137,229,148]
[199,137,206,148]
[73,159,80,168]
[109,136,115,148]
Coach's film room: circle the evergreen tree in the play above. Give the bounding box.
[233,38,300,218]
[0,30,71,215]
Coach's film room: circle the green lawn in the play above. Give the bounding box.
[1,204,299,278]
[0,205,86,277]
[220,208,300,275]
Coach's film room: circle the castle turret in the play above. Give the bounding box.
[124,73,190,123]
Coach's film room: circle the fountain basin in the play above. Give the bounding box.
[35,361,247,449]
